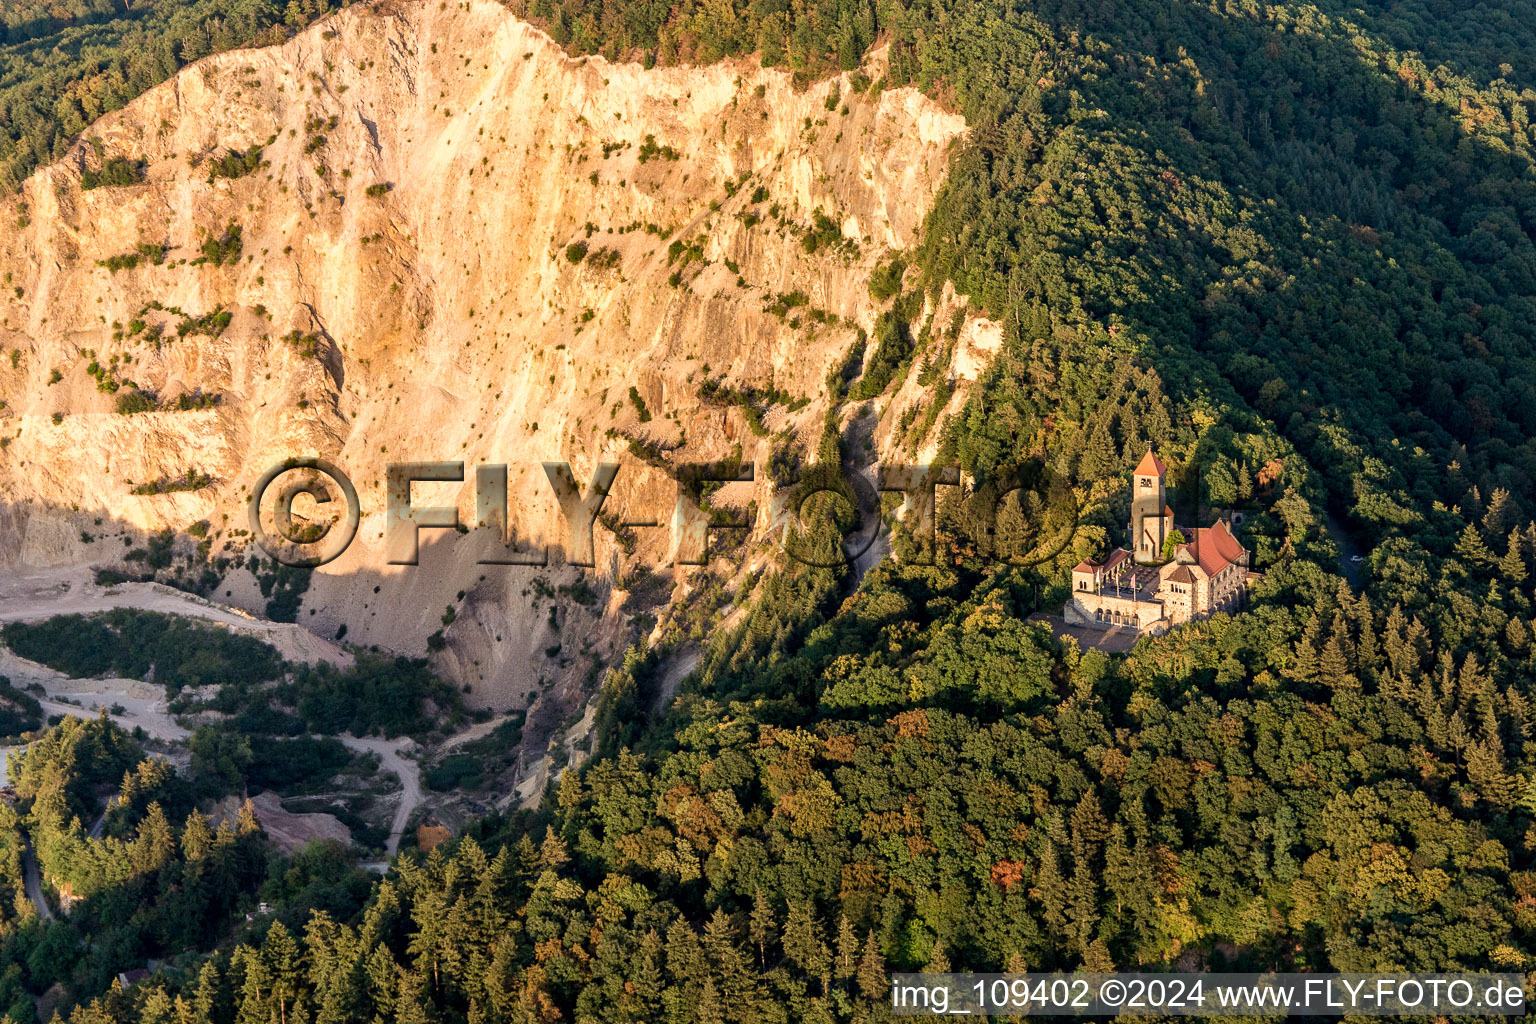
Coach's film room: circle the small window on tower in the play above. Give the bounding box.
[1140,478,1150,487]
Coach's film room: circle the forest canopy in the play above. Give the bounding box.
[2,0,1536,1019]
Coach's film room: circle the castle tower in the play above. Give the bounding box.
[1131,449,1172,563]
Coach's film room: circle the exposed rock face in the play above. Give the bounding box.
[212,791,352,854]
[0,0,968,707]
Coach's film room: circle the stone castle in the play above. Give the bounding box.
[1063,450,1261,635]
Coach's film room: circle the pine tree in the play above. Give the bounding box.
[1319,631,1353,690]
[407,877,450,990]
[1352,596,1379,683]
[1067,860,1100,953]
[140,985,174,1024]
[1483,488,1513,536]
[1456,522,1495,568]
[193,961,223,1024]
[1502,529,1528,586]
[234,945,272,1024]
[363,945,399,1018]
[782,901,831,990]
[135,801,176,874]
[1507,616,1531,652]
[695,978,726,1024]
[923,941,951,972]
[182,810,214,861]
[263,921,302,1024]
[1466,734,1522,808]
[1082,938,1115,972]
[537,826,569,869]
[856,930,886,999]
[665,916,705,985]
[394,971,431,1024]
[304,912,345,1017]
[236,799,261,836]
[1033,842,1069,937]
[1383,604,1409,676]
[748,889,775,967]
[1291,613,1323,681]
[515,835,542,879]
[834,914,858,981]
[702,908,751,1005]
[630,931,665,1012]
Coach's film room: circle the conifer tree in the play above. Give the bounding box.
[782,901,830,991]
[834,914,859,981]
[182,810,213,861]
[1456,522,1495,568]
[856,930,886,999]
[1502,529,1528,586]
[263,921,302,1024]
[193,961,223,1024]
[748,889,775,967]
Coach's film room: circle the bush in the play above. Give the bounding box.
[281,331,324,358]
[627,385,652,422]
[115,390,158,415]
[130,470,213,495]
[96,242,168,273]
[868,255,906,301]
[564,241,589,264]
[196,223,242,266]
[637,134,680,163]
[801,209,847,255]
[288,653,459,737]
[0,675,43,738]
[207,142,266,180]
[426,753,483,791]
[587,247,620,270]
[244,735,354,793]
[81,155,146,189]
[177,310,232,337]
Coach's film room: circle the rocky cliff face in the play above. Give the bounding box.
[0,0,977,708]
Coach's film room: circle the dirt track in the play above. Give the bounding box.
[337,736,422,858]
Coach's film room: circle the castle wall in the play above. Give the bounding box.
[1064,594,1166,632]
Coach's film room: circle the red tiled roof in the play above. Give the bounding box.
[1101,548,1131,573]
[1188,520,1245,577]
[1072,560,1097,573]
[1166,564,1194,584]
[1135,450,1167,477]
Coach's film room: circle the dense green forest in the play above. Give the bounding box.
[0,0,341,190]
[4,0,1536,1018]
[0,715,374,1021]
[0,610,463,737]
